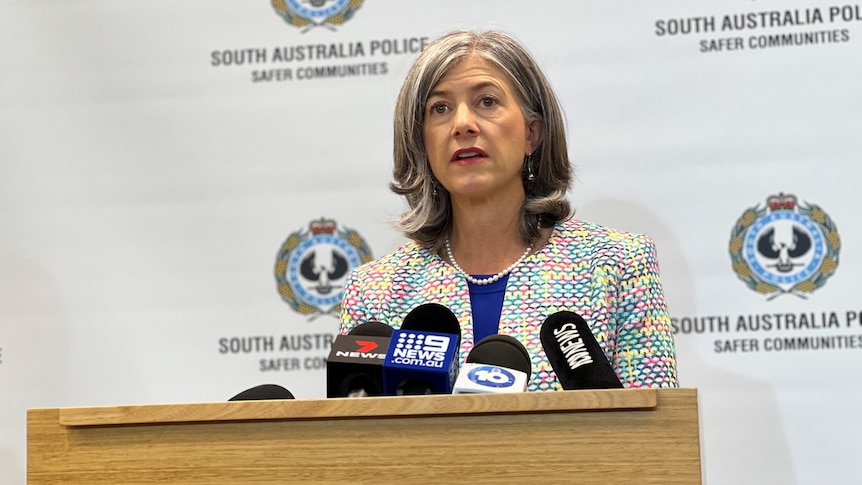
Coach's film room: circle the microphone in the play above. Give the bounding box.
[326,321,393,398]
[400,302,463,348]
[539,311,623,390]
[228,384,295,401]
[382,303,462,395]
[453,334,532,394]
[348,321,394,337]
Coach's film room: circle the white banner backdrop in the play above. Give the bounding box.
[1,1,860,483]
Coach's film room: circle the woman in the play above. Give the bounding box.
[340,29,678,391]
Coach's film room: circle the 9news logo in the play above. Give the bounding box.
[393,333,449,359]
[466,365,517,389]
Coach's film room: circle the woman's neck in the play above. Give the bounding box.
[446,196,529,275]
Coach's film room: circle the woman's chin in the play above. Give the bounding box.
[449,184,524,204]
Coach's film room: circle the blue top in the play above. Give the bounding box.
[466,274,509,343]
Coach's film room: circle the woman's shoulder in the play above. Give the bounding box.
[555,218,657,257]
[350,239,436,280]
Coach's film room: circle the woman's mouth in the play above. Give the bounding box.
[451,148,488,164]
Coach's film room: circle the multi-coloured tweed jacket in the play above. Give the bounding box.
[340,218,678,391]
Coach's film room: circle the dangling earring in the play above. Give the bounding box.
[526,154,535,182]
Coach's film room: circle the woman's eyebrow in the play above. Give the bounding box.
[428,81,502,99]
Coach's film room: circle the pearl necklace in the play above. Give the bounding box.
[444,238,532,286]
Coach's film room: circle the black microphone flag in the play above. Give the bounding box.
[539,311,623,390]
[326,321,393,398]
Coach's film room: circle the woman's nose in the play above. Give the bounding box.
[451,104,478,137]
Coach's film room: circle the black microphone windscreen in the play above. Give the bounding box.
[228,384,295,401]
[539,311,623,390]
[348,321,394,337]
[401,302,462,346]
[328,322,392,398]
[466,334,532,376]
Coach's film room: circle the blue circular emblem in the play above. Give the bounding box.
[729,194,840,298]
[287,234,361,309]
[743,211,825,286]
[275,218,373,317]
[466,365,517,388]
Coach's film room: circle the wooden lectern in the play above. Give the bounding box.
[28,388,701,484]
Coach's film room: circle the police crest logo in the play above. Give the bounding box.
[275,218,373,317]
[729,193,840,299]
[271,0,365,31]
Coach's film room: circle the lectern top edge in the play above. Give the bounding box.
[52,387,666,427]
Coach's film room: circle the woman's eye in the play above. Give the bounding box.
[429,103,447,114]
[480,96,496,107]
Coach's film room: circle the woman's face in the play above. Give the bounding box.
[423,53,541,204]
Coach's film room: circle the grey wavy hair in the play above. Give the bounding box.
[390,29,572,251]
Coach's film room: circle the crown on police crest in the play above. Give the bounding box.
[309,217,337,235]
[767,193,797,212]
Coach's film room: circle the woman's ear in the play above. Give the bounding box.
[527,119,544,154]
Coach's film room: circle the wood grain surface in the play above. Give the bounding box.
[29,388,702,484]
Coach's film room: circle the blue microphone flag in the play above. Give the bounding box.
[382,329,460,395]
